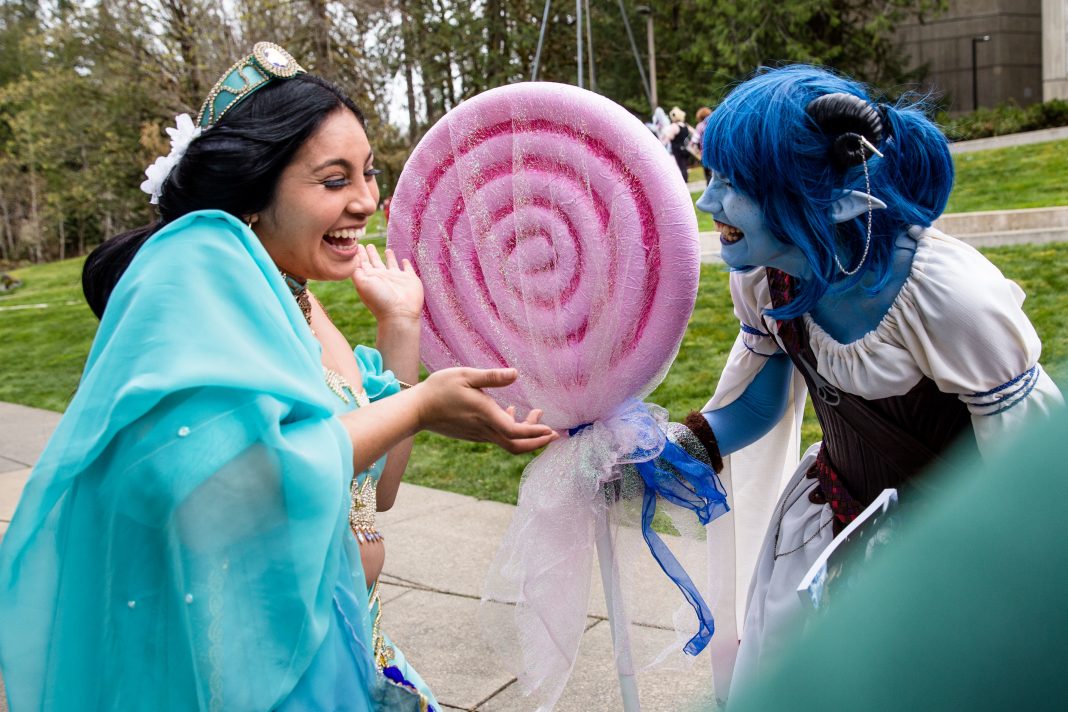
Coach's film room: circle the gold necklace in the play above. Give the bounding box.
[280,271,312,324]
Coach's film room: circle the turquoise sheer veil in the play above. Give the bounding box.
[0,210,373,709]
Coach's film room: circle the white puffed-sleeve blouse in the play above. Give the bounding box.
[710,226,1063,455]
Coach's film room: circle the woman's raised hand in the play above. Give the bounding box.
[351,245,556,454]
[351,244,423,323]
[415,368,558,454]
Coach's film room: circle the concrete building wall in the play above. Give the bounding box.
[897,0,1043,112]
[1044,0,1068,100]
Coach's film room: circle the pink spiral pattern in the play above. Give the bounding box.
[388,82,700,428]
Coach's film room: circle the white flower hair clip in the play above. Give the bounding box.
[140,113,202,205]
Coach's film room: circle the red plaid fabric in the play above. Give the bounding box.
[808,448,865,532]
[765,268,803,354]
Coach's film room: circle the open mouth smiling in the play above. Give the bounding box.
[715,220,744,245]
[323,227,365,250]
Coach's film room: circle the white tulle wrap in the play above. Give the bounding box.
[480,399,678,709]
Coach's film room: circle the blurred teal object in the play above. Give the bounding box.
[729,407,1068,711]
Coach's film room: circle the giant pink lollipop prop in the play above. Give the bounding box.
[388,82,699,429]
[388,83,711,709]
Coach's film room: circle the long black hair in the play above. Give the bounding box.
[82,74,365,319]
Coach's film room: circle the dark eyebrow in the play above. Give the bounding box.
[311,158,353,172]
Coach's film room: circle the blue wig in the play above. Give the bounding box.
[703,65,954,319]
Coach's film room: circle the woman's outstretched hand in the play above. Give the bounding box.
[351,244,423,324]
[416,367,558,453]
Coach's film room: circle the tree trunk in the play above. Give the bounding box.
[306,0,333,73]
[28,169,41,263]
[163,0,203,105]
[0,186,13,262]
[420,34,437,124]
[399,0,419,144]
[432,0,457,110]
[485,0,505,86]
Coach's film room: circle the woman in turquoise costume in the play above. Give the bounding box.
[0,43,556,711]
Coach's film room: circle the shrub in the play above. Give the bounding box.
[938,100,1068,141]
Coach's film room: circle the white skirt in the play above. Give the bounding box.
[731,442,835,692]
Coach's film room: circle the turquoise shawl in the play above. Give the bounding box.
[0,211,379,710]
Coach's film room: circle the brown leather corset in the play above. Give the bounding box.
[766,268,978,514]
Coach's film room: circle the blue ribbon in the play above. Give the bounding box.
[633,437,729,656]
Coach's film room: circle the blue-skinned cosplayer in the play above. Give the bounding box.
[674,65,1064,695]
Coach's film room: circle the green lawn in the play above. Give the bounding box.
[3,243,1066,504]
[946,139,1068,213]
[365,210,386,239]
[692,191,717,232]
[0,259,100,411]
[3,140,1065,503]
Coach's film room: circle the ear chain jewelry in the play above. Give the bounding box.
[833,136,882,277]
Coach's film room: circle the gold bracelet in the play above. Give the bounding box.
[397,379,414,390]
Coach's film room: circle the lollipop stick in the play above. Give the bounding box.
[596,495,641,711]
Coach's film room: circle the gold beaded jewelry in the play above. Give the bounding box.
[349,475,383,544]
[292,287,393,550]
[321,365,381,545]
[368,582,396,669]
[197,42,305,128]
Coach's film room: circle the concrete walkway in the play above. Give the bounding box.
[0,402,60,712]
[0,402,717,711]
[948,125,1068,154]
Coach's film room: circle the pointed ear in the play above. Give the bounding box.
[830,190,888,223]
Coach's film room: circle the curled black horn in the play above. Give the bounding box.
[806,92,885,171]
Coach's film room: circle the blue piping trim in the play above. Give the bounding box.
[967,365,1037,398]
[978,367,1038,418]
[742,341,775,358]
[967,366,1040,408]
[740,323,769,337]
[968,377,1033,409]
